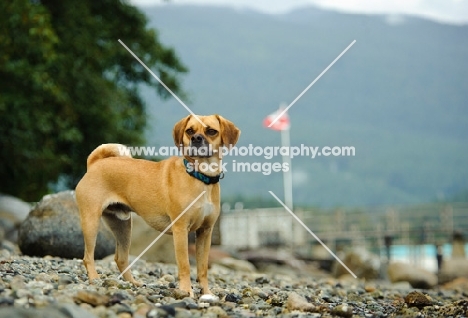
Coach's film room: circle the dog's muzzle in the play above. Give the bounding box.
[188,134,212,157]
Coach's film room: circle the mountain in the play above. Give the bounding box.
[136,5,468,207]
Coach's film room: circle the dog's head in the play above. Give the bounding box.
[173,114,240,159]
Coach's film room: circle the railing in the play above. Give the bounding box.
[220,203,468,258]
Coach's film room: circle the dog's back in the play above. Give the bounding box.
[86,144,132,170]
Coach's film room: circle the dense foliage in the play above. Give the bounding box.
[0,0,187,200]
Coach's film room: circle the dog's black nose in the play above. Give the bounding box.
[191,134,204,144]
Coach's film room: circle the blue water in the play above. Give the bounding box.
[388,244,468,258]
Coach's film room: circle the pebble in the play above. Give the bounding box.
[286,292,315,312]
[206,305,227,317]
[404,291,433,308]
[332,303,354,317]
[198,294,219,304]
[74,290,110,306]
[162,274,175,283]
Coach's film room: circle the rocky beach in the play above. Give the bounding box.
[0,244,467,318]
[1,192,467,317]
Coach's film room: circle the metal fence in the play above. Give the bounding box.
[220,203,468,258]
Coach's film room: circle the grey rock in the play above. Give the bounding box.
[224,293,241,303]
[58,274,75,285]
[109,291,133,304]
[18,191,114,259]
[59,303,99,318]
[0,193,30,243]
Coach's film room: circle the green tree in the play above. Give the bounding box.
[0,0,187,201]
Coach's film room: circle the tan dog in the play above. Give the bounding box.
[75,114,240,296]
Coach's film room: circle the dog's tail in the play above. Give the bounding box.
[87,143,132,170]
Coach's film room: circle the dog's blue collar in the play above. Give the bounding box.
[183,159,224,185]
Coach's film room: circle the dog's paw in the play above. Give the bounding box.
[89,278,102,285]
[131,280,144,287]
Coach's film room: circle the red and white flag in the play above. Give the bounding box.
[263,107,290,131]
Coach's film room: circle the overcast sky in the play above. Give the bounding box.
[133,0,468,25]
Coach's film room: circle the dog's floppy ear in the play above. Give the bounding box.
[216,115,241,146]
[173,115,192,146]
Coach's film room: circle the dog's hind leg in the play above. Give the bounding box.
[102,213,142,286]
[80,208,102,282]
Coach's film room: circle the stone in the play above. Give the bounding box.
[206,306,227,317]
[439,259,468,284]
[199,294,219,304]
[59,303,99,318]
[332,247,380,280]
[286,292,315,312]
[404,291,433,309]
[389,281,412,290]
[0,193,30,243]
[0,307,66,318]
[169,288,191,300]
[133,304,153,318]
[442,277,468,291]
[332,303,354,317]
[108,291,133,304]
[74,290,110,306]
[18,191,115,259]
[162,274,175,283]
[224,293,241,303]
[0,304,97,318]
[215,257,256,273]
[387,262,437,289]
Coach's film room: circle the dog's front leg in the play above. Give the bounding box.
[172,223,193,297]
[195,226,213,295]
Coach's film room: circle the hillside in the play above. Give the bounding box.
[137,5,468,207]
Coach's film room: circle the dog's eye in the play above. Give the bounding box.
[206,129,217,136]
[186,128,194,135]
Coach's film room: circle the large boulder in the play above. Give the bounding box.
[387,261,437,289]
[18,191,115,259]
[0,193,31,242]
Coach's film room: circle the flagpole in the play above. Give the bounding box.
[263,104,293,211]
[281,122,293,211]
